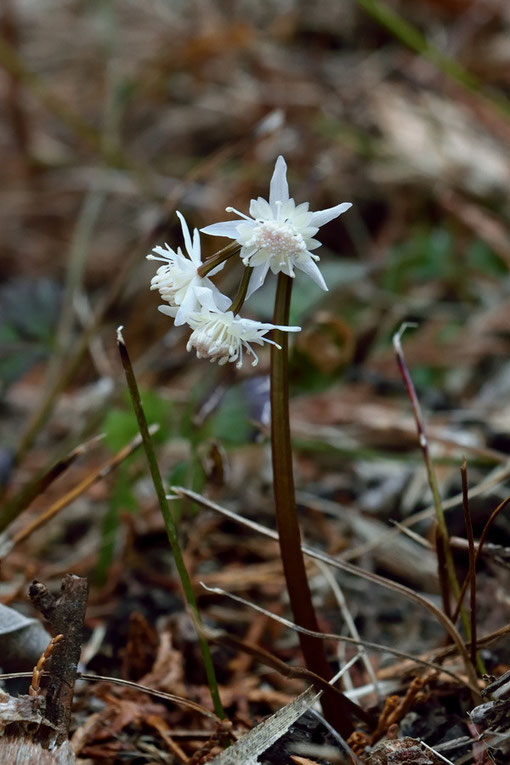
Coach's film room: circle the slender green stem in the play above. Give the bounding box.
[270,274,357,737]
[116,327,224,719]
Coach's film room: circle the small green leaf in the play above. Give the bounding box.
[103,390,172,452]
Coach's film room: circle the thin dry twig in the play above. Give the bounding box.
[0,671,220,722]
[315,559,380,699]
[460,459,480,671]
[452,493,510,625]
[200,583,470,688]
[174,486,480,696]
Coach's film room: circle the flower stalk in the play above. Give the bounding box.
[229,266,252,316]
[270,273,355,737]
[197,241,240,279]
[116,327,224,719]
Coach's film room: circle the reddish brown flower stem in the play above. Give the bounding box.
[270,272,356,738]
[197,242,239,278]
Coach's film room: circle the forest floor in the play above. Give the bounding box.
[2,1,510,762]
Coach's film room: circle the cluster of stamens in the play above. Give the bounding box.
[245,221,307,264]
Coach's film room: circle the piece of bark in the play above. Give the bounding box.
[0,692,75,763]
[29,574,88,747]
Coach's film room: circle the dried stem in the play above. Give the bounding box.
[460,459,485,674]
[393,325,471,642]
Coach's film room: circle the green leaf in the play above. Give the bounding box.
[103,390,172,452]
[206,385,253,445]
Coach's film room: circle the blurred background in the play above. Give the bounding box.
[1,0,510,753]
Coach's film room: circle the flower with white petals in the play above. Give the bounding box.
[185,287,300,369]
[201,156,352,296]
[147,211,230,326]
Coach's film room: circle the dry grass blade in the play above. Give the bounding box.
[315,559,380,698]
[344,460,510,563]
[208,686,319,765]
[209,662,364,765]
[0,433,105,534]
[3,427,157,553]
[0,671,219,722]
[200,583,469,687]
[196,616,374,726]
[172,486,480,697]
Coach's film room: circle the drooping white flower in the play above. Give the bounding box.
[185,287,301,369]
[147,211,230,326]
[201,156,352,296]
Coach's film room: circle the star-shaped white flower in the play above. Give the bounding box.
[147,211,230,326]
[201,156,352,296]
[185,287,301,369]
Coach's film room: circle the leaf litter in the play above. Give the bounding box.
[2,0,510,762]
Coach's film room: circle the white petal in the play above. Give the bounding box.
[249,197,272,220]
[191,227,202,263]
[176,211,193,256]
[174,288,197,326]
[148,244,175,262]
[211,285,232,312]
[158,304,178,317]
[246,262,271,299]
[278,199,296,220]
[309,202,352,228]
[201,221,241,238]
[295,256,328,291]
[270,323,301,332]
[269,156,290,207]
[194,285,223,312]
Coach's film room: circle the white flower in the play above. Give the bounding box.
[147,211,230,326]
[185,288,301,369]
[201,155,352,296]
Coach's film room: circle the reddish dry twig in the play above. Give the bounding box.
[460,459,479,671]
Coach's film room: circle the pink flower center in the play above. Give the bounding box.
[251,221,307,259]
